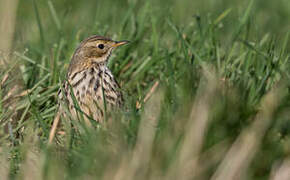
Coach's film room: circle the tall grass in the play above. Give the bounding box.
[1,0,290,179]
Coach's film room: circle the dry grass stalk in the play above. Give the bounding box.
[136,81,159,109]
[194,140,229,179]
[166,66,218,180]
[0,0,18,54]
[112,89,163,180]
[0,151,9,180]
[211,87,284,180]
[0,73,9,87]
[21,151,44,180]
[48,113,61,144]
[270,158,290,180]
[0,0,24,137]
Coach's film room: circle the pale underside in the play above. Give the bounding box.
[58,65,123,124]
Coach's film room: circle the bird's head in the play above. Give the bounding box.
[68,35,129,74]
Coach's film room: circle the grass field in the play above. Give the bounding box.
[1,0,290,179]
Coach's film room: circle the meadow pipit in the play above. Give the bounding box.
[58,35,129,124]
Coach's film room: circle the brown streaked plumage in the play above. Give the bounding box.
[58,35,129,124]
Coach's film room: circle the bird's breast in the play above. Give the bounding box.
[68,66,123,108]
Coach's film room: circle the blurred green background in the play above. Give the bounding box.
[1,0,290,179]
[16,0,290,48]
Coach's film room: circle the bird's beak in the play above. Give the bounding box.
[112,40,130,48]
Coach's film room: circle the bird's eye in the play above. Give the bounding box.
[98,44,104,49]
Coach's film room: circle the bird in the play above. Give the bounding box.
[56,35,129,126]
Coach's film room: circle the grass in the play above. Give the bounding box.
[1,0,290,179]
